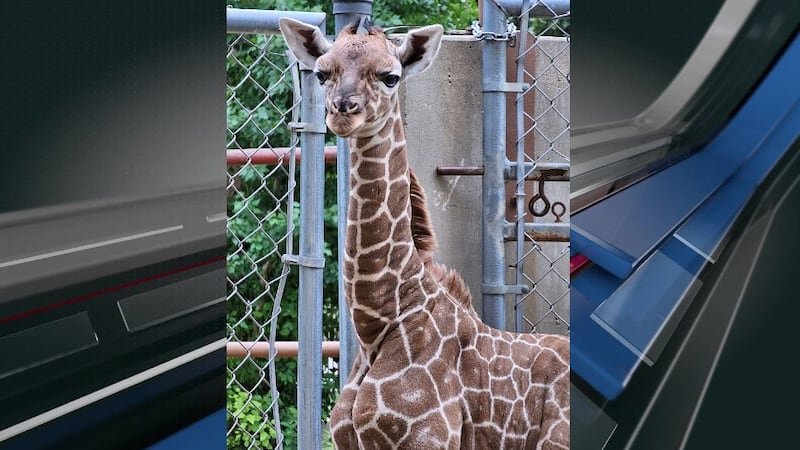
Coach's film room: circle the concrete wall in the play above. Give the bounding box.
[398,35,485,315]
[396,35,570,334]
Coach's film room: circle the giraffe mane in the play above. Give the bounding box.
[408,167,437,263]
[428,262,474,307]
[408,168,473,306]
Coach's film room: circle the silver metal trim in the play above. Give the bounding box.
[205,213,227,223]
[0,338,226,442]
[0,225,184,270]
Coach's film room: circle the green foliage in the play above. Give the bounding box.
[227,386,278,448]
[229,0,478,32]
[227,163,339,450]
[372,0,478,31]
[529,17,570,37]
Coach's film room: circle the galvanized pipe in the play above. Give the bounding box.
[495,0,570,17]
[481,0,509,330]
[503,222,570,241]
[332,0,374,19]
[296,69,326,450]
[225,8,326,34]
[437,162,570,181]
[333,0,371,392]
[514,1,532,332]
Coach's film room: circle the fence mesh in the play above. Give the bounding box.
[507,2,571,335]
[226,31,299,449]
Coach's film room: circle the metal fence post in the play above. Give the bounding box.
[332,0,372,390]
[481,0,509,330]
[504,1,571,334]
[296,68,327,450]
[514,3,530,333]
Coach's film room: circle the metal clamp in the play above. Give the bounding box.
[282,254,325,269]
[288,121,327,134]
[482,284,530,295]
[471,20,518,47]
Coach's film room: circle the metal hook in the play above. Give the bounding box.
[528,178,551,217]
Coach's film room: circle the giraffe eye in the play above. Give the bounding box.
[315,70,329,84]
[381,74,400,88]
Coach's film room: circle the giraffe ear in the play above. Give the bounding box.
[397,24,443,76]
[279,18,331,69]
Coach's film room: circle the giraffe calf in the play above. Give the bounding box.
[280,17,570,450]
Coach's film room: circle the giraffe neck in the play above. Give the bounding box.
[343,101,425,349]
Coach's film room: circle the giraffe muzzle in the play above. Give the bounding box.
[332,96,364,114]
[326,110,366,137]
[326,95,367,137]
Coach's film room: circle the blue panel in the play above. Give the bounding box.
[572,34,800,399]
[571,265,636,399]
[570,224,633,280]
[572,151,735,278]
[677,99,800,260]
[591,237,706,365]
[572,34,800,279]
[147,408,226,450]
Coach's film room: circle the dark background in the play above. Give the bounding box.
[0,1,226,448]
[572,0,800,447]
[0,1,225,215]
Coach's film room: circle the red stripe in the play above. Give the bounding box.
[570,254,590,277]
[0,255,225,325]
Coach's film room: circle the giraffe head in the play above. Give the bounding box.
[280,18,443,137]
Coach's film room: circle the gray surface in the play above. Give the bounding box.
[0,312,97,379]
[117,269,225,332]
[0,186,225,306]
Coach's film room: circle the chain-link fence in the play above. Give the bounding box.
[226,29,298,449]
[225,9,339,449]
[224,9,327,445]
[502,1,571,334]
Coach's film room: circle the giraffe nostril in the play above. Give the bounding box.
[345,100,361,114]
[333,97,361,114]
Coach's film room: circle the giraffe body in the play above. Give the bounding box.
[280,18,569,449]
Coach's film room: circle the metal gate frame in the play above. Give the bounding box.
[226,8,327,449]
